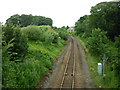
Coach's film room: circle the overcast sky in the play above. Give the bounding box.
[1,0,112,27]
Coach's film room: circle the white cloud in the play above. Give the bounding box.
[0,0,112,27]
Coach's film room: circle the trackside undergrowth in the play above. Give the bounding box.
[78,37,119,88]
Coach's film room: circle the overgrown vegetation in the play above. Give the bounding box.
[2,23,28,61]
[75,1,120,88]
[2,22,68,88]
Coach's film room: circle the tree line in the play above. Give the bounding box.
[75,1,120,88]
[75,1,120,41]
[6,14,53,27]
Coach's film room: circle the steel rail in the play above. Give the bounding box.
[72,38,75,89]
[60,41,72,89]
[60,37,76,89]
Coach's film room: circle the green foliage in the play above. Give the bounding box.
[6,14,20,25]
[86,28,108,56]
[12,26,28,60]
[2,23,68,88]
[44,29,59,44]
[22,25,60,44]
[2,23,14,43]
[2,58,48,88]
[2,12,69,88]
[115,35,120,49]
[21,25,42,41]
[114,36,120,87]
[2,23,28,61]
[44,31,54,44]
[90,1,120,40]
[75,15,90,36]
[86,53,119,88]
[53,26,69,41]
[20,14,33,27]
[81,28,119,68]
[59,31,68,40]
[2,38,14,61]
[2,40,65,88]
[75,2,120,88]
[78,29,119,88]
[79,38,119,88]
[75,1,120,40]
[6,14,53,27]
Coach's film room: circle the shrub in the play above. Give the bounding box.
[2,23,14,43]
[2,23,28,61]
[59,31,68,40]
[2,59,48,88]
[21,25,43,41]
[44,28,59,44]
[86,28,108,56]
[12,27,28,60]
[44,31,54,44]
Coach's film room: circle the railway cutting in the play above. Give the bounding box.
[42,36,94,88]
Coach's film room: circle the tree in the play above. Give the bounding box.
[86,28,108,56]
[6,14,20,25]
[2,23,14,43]
[89,1,120,40]
[6,14,53,27]
[20,14,33,27]
[75,15,91,36]
[2,23,28,61]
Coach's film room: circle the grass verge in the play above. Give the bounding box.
[78,37,118,88]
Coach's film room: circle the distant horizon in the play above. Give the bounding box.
[0,0,112,27]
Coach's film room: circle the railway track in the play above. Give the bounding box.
[43,36,94,88]
[60,37,76,89]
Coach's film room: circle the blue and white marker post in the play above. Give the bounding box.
[98,63,102,75]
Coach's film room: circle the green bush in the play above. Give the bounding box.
[2,23,14,43]
[22,25,60,44]
[12,27,28,60]
[2,39,14,61]
[86,28,108,56]
[85,28,119,64]
[2,23,28,61]
[43,28,59,44]
[59,31,68,40]
[44,31,54,44]
[21,25,43,41]
[2,59,48,88]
